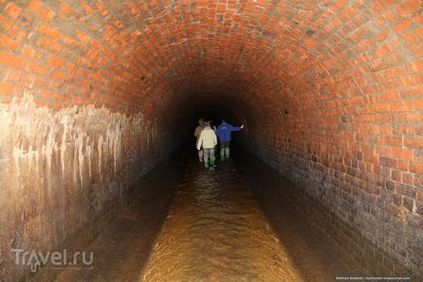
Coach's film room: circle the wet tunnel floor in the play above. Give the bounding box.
[55,148,368,282]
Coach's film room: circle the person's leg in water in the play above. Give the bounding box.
[225,142,231,159]
[209,148,216,170]
[203,149,209,168]
[198,149,203,162]
[220,142,229,161]
[220,142,225,160]
[203,148,216,170]
[214,145,218,160]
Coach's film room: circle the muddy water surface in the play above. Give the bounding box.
[53,150,368,282]
[141,160,302,281]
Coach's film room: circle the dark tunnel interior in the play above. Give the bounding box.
[0,0,422,281]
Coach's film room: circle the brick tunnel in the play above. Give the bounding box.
[0,0,422,281]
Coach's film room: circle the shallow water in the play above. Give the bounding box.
[141,160,302,281]
[53,150,368,282]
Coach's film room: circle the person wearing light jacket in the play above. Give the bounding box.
[196,121,218,170]
[194,118,206,162]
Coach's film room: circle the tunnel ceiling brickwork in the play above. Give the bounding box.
[0,0,422,277]
[1,1,420,116]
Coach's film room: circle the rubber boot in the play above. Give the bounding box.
[209,157,216,170]
[204,156,210,168]
[225,147,230,160]
[220,148,226,161]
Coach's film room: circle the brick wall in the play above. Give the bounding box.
[0,94,180,280]
[236,1,423,276]
[0,0,422,279]
[0,1,187,280]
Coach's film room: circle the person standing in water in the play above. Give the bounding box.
[216,119,244,160]
[196,121,218,170]
[194,118,206,162]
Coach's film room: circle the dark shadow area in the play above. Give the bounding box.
[52,145,191,282]
[233,146,370,280]
[234,146,416,279]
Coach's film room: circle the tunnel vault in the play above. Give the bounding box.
[0,0,422,280]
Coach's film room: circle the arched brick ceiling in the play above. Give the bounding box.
[1,1,423,276]
[1,0,420,123]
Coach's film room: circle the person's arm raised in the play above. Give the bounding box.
[230,124,243,131]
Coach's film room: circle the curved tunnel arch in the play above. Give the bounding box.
[0,0,422,279]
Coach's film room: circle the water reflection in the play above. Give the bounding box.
[141,160,302,281]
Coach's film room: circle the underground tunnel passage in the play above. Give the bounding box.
[0,0,422,281]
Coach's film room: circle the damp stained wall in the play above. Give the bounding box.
[0,94,168,280]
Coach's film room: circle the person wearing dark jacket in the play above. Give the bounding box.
[216,120,244,160]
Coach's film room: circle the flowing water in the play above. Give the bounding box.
[53,149,368,282]
[140,160,302,281]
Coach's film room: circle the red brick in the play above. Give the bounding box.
[409,161,423,174]
[37,24,61,38]
[402,173,414,185]
[51,71,65,81]
[0,51,24,68]
[47,55,65,67]
[27,0,55,20]
[413,99,423,110]
[3,2,22,19]
[0,82,14,96]
[403,197,414,212]
[26,62,50,75]
[0,35,19,49]
[391,170,401,181]
[59,2,74,15]
[396,1,421,18]
[0,14,13,30]
[404,137,423,149]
